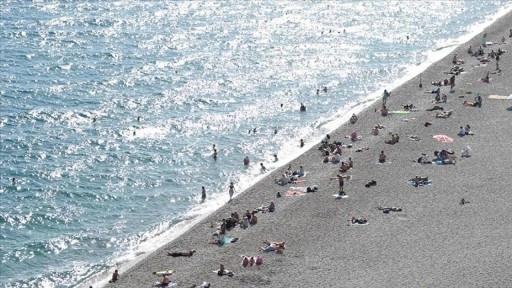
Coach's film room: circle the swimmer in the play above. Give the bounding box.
[300,139,305,148]
[316,89,320,95]
[137,116,141,122]
[253,128,257,133]
[11,178,15,185]
[274,129,278,135]
[243,156,250,166]
[213,149,217,161]
[274,154,278,162]
[300,103,306,111]
[260,163,267,173]
[323,86,327,93]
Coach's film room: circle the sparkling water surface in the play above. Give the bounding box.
[1,1,509,287]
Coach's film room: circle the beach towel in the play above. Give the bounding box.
[407,181,432,187]
[333,194,349,199]
[285,190,305,196]
[488,95,512,100]
[216,236,239,246]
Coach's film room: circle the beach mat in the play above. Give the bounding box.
[488,95,512,100]
[333,194,348,199]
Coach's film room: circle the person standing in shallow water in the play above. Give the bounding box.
[228,182,236,201]
[201,186,206,202]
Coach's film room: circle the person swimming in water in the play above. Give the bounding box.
[300,103,306,111]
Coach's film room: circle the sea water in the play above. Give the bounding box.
[1,1,510,287]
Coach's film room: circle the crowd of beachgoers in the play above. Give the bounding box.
[102,27,511,288]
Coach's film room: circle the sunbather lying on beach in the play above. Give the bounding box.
[377,207,403,213]
[410,176,429,187]
[349,217,368,225]
[260,241,285,253]
[355,147,369,152]
[435,110,453,118]
[426,105,444,111]
[385,133,399,144]
[416,153,432,164]
[167,249,196,257]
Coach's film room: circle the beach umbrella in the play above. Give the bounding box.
[433,135,453,143]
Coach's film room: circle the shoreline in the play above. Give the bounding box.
[98,10,512,288]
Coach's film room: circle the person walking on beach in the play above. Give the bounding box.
[201,186,207,202]
[228,182,236,201]
[382,89,390,106]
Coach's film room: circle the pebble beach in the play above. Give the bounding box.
[102,11,512,288]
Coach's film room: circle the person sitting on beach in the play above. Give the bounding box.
[350,131,361,141]
[109,270,119,283]
[275,173,289,185]
[434,93,441,103]
[467,45,473,55]
[297,165,305,177]
[378,151,386,163]
[474,95,482,108]
[371,126,379,135]
[249,212,258,225]
[402,104,415,111]
[380,105,389,116]
[167,249,196,257]
[157,274,171,287]
[458,126,467,137]
[460,198,470,205]
[330,153,342,164]
[339,162,350,173]
[482,71,490,83]
[240,217,249,229]
[385,133,399,145]
[262,200,275,213]
[377,207,403,213]
[217,264,234,277]
[349,114,358,124]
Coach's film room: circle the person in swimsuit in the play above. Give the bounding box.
[109,270,119,283]
[378,151,387,163]
[167,249,196,257]
[330,174,348,193]
[201,187,206,202]
[228,182,235,201]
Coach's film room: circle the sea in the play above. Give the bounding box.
[1,1,510,287]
